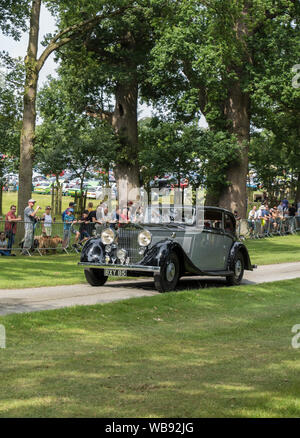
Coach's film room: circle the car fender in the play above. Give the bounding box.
[227,241,252,271]
[80,237,106,264]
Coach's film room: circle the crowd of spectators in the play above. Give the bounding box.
[247,199,299,236]
[0,196,299,255]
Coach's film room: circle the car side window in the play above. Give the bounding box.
[224,213,235,235]
[204,210,223,232]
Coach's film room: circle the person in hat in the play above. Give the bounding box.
[22,199,41,255]
[62,202,76,222]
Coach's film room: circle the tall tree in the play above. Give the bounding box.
[54,0,167,203]
[17,0,129,215]
[146,0,300,217]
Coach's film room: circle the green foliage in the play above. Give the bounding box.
[36,77,119,180]
[0,60,24,183]
[0,0,29,39]
[250,126,300,203]
[54,0,165,111]
[147,0,300,127]
[145,0,300,201]
[139,117,239,191]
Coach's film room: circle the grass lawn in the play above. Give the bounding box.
[0,192,76,220]
[0,278,300,417]
[245,234,300,265]
[0,254,137,289]
[0,234,299,289]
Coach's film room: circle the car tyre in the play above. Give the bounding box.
[84,269,108,286]
[154,252,180,293]
[226,252,244,286]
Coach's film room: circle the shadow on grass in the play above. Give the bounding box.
[0,279,300,417]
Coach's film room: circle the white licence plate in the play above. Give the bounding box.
[104,269,127,277]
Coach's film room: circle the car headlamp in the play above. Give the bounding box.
[101,228,115,245]
[138,230,152,247]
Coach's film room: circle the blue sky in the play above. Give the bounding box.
[1,4,57,86]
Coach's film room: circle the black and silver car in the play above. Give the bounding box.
[78,206,255,292]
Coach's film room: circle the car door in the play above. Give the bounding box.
[219,212,235,269]
[191,209,225,271]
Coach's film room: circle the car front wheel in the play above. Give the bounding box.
[84,269,108,286]
[154,252,180,293]
[226,252,244,286]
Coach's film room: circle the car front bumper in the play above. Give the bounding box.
[78,262,160,273]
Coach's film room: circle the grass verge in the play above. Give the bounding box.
[0,278,300,417]
[244,234,300,265]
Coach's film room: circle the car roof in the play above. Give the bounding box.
[145,204,234,215]
[205,206,234,215]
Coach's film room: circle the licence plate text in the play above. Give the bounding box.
[104,269,127,277]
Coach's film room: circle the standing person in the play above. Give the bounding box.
[247,205,257,235]
[87,202,94,213]
[62,202,76,222]
[277,201,284,213]
[22,199,40,255]
[62,208,78,249]
[282,198,289,209]
[84,205,97,236]
[248,205,257,220]
[288,203,297,217]
[4,205,22,253]
[77,210,91,245]
[233,210,241,221]
[41,206,53,237]
[111,206,121,223]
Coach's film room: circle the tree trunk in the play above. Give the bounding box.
[204,5,251,219]
[205,187,222,207]
[51,185,55,212]
[58,185,62,215]
[79,179,84,214]
[0,183,3,217]
[219,78,250,218]
[295,173,300,206]
[112,80,140,206]
[17,0,41,217]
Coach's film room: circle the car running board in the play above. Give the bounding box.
[201,270,234,277]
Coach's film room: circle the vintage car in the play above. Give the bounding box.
[78,206,255,292]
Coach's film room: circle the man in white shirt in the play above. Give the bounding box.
[248,205,257,220]
[248,205,257,235]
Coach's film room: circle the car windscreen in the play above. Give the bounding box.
[140,206,195,224]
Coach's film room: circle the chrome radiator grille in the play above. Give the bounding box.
[117,226,142,264]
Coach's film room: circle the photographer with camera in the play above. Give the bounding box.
[22,199,41,255]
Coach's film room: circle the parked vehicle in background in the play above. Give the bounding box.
[67,184,88,197]
[86,186,103,199]
[33,181,53,194]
